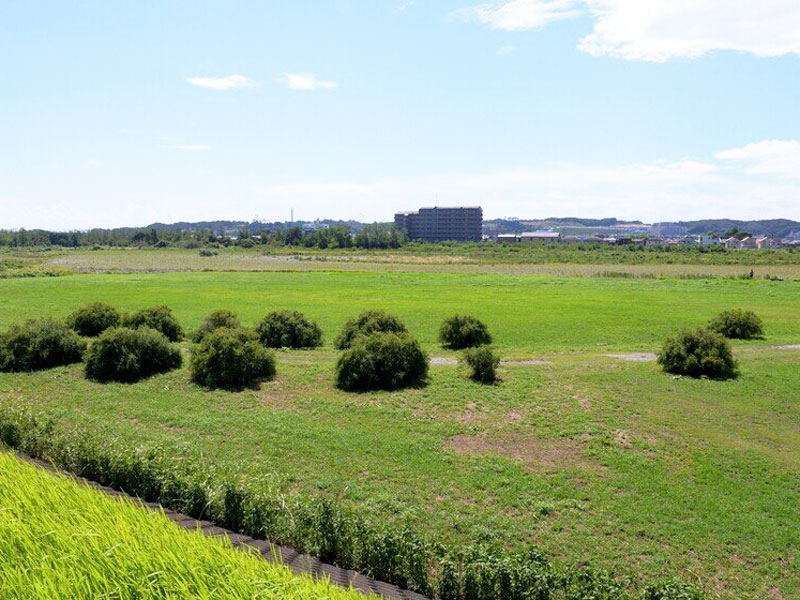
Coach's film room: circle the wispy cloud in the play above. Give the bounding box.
[716,140,800,179]
[497,45,517,55]
[176,144,212,151]
[457,0,800,61]
[279,73,339,91]
[185,74,258,90]
[454,0,583,31]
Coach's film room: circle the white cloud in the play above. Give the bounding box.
[716,140,800,179]
[458,0,800,61]
[455,0,583,30]
[279,73,339,91]
[185,74,258,90]
[497,45,517,54]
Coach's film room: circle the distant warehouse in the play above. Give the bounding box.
[394,206,482,242]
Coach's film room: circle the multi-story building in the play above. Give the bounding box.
[394,206,482,242]
[650,222,688,237]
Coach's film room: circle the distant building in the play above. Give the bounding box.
[755,237,778,249]
[497,233,521,243]
[724,237,742,249]
[694,234,719,246]
[650,222,688,237]
[520,231,561,244]
[394,206,482,242]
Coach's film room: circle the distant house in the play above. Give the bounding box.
[520,231,561,243]
[724,237,742,249]
[755,237,778,249]
[694,234,719,246]
[739,236,756,249]
[497,233,521,243]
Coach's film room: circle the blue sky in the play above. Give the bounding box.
[2,1,799,229]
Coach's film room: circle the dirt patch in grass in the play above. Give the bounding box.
[603,352,657,362]
[502,359,552,366]
[447,432,592,471]
[430,356,458,365]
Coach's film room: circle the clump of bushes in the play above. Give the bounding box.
[335,332,428,391]
[0,319,86,372]
[84,327,182,383]
[256,310,323,349]
[123,306,183,342]
[334,310,407,350]
[439,315,492,349]
[657,327,738,380]
[198,248,218,256]
[709,309,763,340]
[190,328,276,389]
[463,346,499,384]
[67,302,121,337]
[193,310,241,343]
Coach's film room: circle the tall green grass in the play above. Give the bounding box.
[0,450,367,600]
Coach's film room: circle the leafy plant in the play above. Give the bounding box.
[439,315,492,349]
[190,327,276,389]
[123,305,184,341]
[256,310,323,349]
[67,302,121,337]
[333,310,407,350]
[84,327,181,383]
[708,309,764,340]
[335,332,428,391]
[657,327,738,380]
[0,319,86,372]
[193,310,241,343]
[463,346,499,384]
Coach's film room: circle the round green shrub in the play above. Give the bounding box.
[123,305,183,342]
[190,328,276,389]
[462,346,499,384]
[0,319,86,372]
[708,309,763,339]
[439,315,492,349]
[256,310,323,349]
[85,327,182,383]
[657,327,738,380]
[67,302,121,337]
[335,332,428,391]
[193,310,241,343]
[334,310,408,350]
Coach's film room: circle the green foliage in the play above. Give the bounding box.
[641,579,708,600]
[84,327,182,383]
[67,302,121,337]
[190,327,276,389]
[335,332,428,391]
[0,319,86,372]
[463,346,500,384]
[256,310,323,349]
[192,309,241,343]
[198,248,218,256]
[657,328,738,380]
[122,305,184,341]
[439,315,492,349]
[0,406,707,600]
[334,310,408,350]
[0,453,365,600]
[708,309,764,340]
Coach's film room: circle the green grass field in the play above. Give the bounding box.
[0,451,367,599]
[1,267,799,598]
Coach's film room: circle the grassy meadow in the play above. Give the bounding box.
[1,259,799,598]
[0,451,368,599]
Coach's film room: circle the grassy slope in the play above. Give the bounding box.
[1,271,798,598]
[0,451,368,600]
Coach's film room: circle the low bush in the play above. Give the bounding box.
[439,315,492,349]
[67,302,121,337]
[193,310,241,343]
[85,327,182,383]
[334,310,408,349]
[0,319,86,372]
[256,310,323,349]
[190,328,276,389]
[335,332,428,391]
[709,309,764,339]
[0,405,709,600]
[198,248,218,257]
[657,327,738,380]
[463,346,499,384]
[123,305,183,342]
